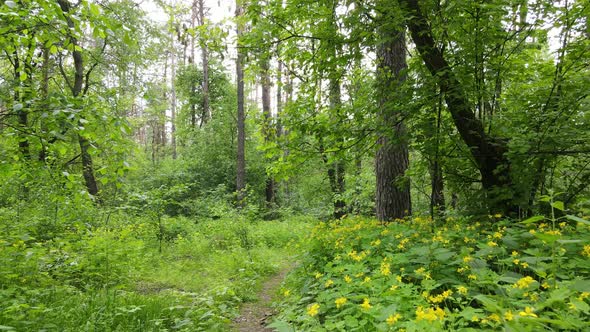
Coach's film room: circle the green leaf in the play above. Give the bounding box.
[89,3,100,16]
[565,215,590,226]
[0,326,16,331]
[13,103,23,111]
[520,215,544,224]
[4,1,16,9]
[551,201,564,211]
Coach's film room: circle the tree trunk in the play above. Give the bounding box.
[400,0,514,214]
[375,23,411,221]
[261,58,276,206]
[58,0,99,198]
[198,0,210,126]
[430,90,445,218]
[170,40,177,159]
[235,2,246,206]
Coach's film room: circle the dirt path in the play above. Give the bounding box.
[232,265,292,332]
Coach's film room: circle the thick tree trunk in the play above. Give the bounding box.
[400,0,514,214]
[375,26,411,221]
[235,3,246,205]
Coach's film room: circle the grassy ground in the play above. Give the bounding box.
[0,211,312,331]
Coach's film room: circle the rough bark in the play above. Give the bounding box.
[235,2,246,205]
[400,0,514,213]
[375,25,411,221]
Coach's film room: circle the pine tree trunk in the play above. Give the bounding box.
[375,27,411,221]
[235,2,246,206]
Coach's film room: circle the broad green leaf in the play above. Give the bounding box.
[521,215,544,224]
[565,215,590,226]
[551,201,564,211]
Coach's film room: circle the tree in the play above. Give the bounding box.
[235,1,246,205]
[375,2,411,221]
[57,0,100,198]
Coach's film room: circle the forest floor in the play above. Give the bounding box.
[232,263,294,332]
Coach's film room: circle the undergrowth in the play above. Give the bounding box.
[271,211,590,331]
[0,205,311,331]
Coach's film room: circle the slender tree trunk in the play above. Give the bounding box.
[58,0,99,198]
[197,0,210,126]
[170,46,177,159]
[375,23,411,221]
[430,90,445,218]
[261,58,275,206]
[13,52,30,160]
[39,47,50,162]
[235,2,246,205]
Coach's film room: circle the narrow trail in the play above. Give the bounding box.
[232,264,293,332]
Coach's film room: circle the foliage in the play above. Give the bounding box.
[271,210,590,331]
[0,202,310,331]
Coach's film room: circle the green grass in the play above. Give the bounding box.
[0,211,311,331]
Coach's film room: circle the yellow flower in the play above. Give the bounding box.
[579,292,590,300]
[396,275,403,283]
[283,290,290,297]
[390,284,399,291]
[307,303,320,317]
[494,213,502,218]
[335,297,347,309]
[582,245,590,257]
[513,276,536,289]
[511,251,519,257]
[521,262,529,268]
[344,275,352,283]
[456,286,468,295]
[493,232,502,239]
[428,290,453,304]
[504,310,514,321]
[314,272,323,279]
[468,274,477,280]
[362,276,371,284]
[518,307,537,318]
[463,256,473,263]
[487,241,498,247]
[416,306,445,322]
[360,298,372,310]
[386,313,401,325]
[380,261,391,276]
[324,279,334,287]
[513,258,520,265]
[488,313,501,323]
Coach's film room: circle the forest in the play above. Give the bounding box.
[0,0,589,331]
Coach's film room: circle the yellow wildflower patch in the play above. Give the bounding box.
[307,303,320,317]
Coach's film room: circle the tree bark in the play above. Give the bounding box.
[399,0,514,214]
[235,2,246,206]
[375,20,411,221]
